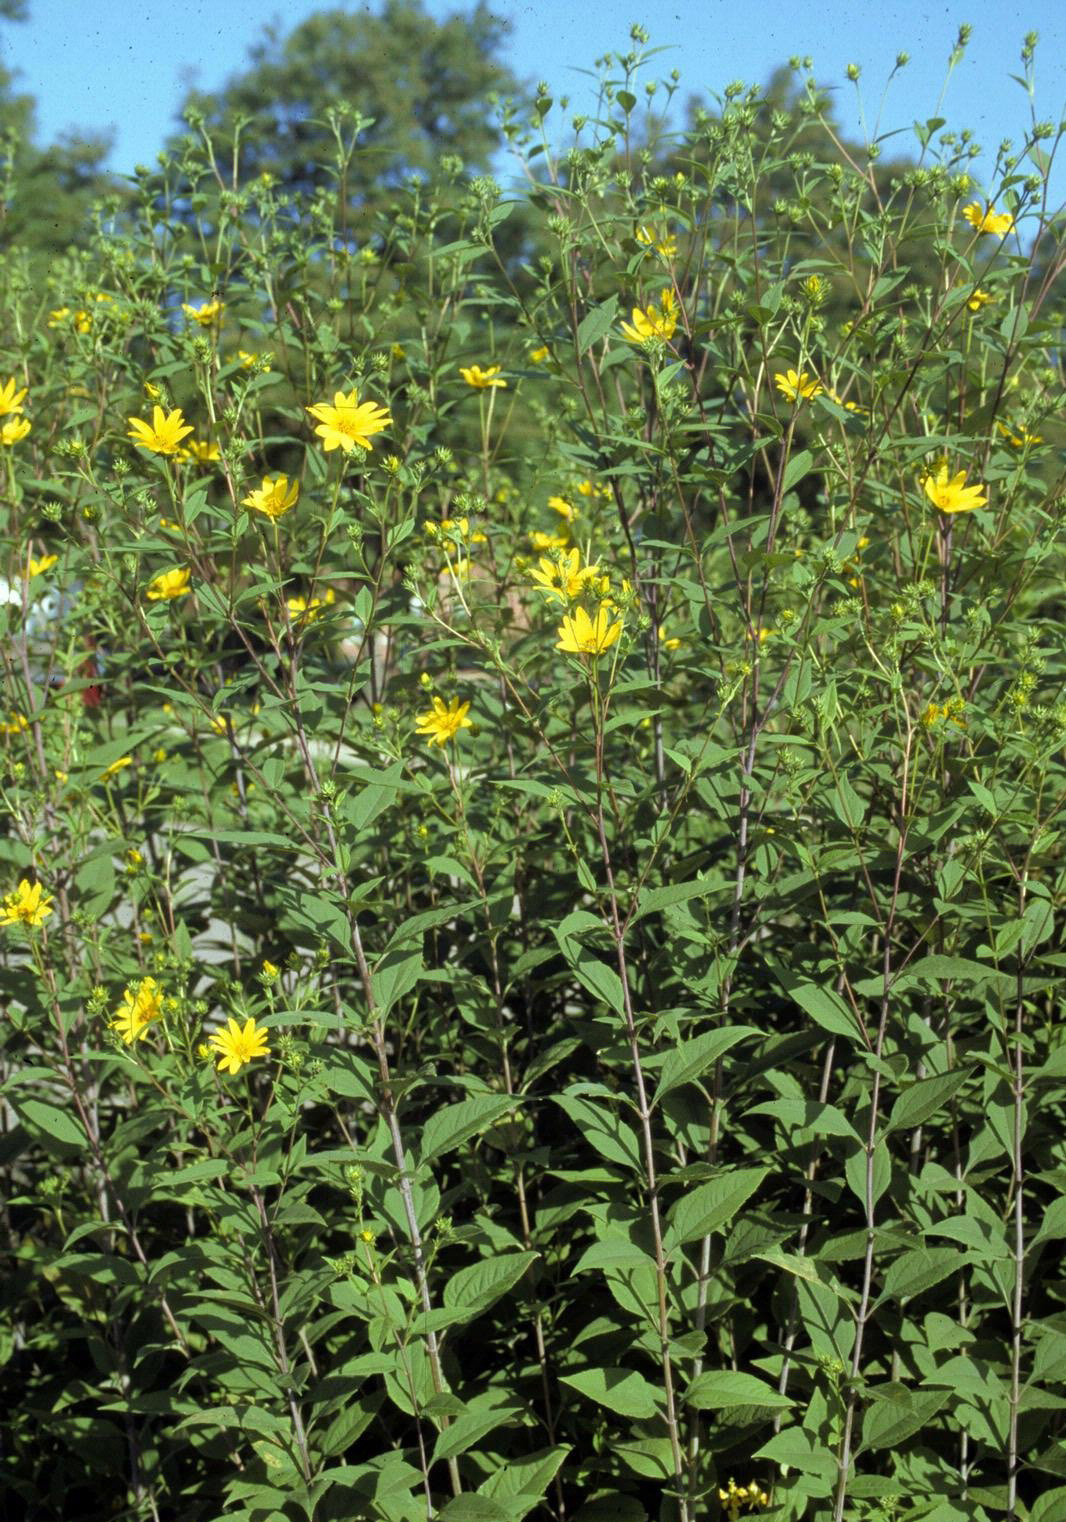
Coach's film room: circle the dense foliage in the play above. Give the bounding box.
[2,24,1065,1522]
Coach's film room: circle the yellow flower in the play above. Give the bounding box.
[547,495,577,522]
[196,1041,212,1060]
[718,1478,772,1519]
[635,224,677,259]
[529,530,568,552]
[126,849,144,870]
[923,464,988,515]
[73,310,92,334]
[159,517,181,532]
[390,344,406,361]
[621,288,678,342]
[179,437,220,464]
[47,307,71,327]
[962,202,1014,236]
[556,604,623,655]
[100,755,132,780]
[460,363,507,389]
[415,695,473,746]
[658,624,682,651]
[146,567,192,601]
[182,299,225,328]
[127,405,194,456]
[208,1015,271,1075]
[923,697,967,729]
[577,478,611,500]
[27,554,57,578]
[774,369,823,402]
[2,712,29,735]
[243,474,299,519]
[144,381,161,399]
[237,350,261,369]
[0,878,53,929]
[997,421,1043,448]
[287,587,335,623]
[530,345,550,363]
[1,418,31,445]
[305,388,392,452]
[966,288,993,312]
[746,625,774,644]
[262,959,280,980]
[0,376,28,415]
[110,977,165,1045]
[530,547,601,603]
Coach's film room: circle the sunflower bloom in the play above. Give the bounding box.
[415,696,473,747]
[635,225,677,260]
[179,438,220,464]
[997,422,1042,448]
[556,605,624,655]
[306,389,392,452]
[110,977,165,1045]
[774,369,823,403]
[287,588,335,624]
[0,377,27,416]
[243,474,299,519]
[146,567,192,601]
[923,465,988,515]
[460,364,507,389]
[1,418,31,446]
[530,547,601,603]
[962,202,1014,237]
[530,345,550,363]
[208,1015,271,1075]
[0,878,53,929]
[965,288,993,312]
[1,712,29,735]
[182,299,225,328]
[26,554,57,578]
[718,1478,772,1520]
[127,406,194,456]
[621,288,678,342]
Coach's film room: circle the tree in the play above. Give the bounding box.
[172,0,522,203]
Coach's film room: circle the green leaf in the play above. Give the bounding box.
[684,1370,793,1410]
[652,1026,758,1104]
[12,1096,87,1151]
[560,1366,662,1419]
[371,945,422,1014]
[878,1248,968,1303]
[782,449,814,494]
[431,1399,523,1465]
[781,979,863,1041]
[554,1093,642,1171]
[860,1386,949,1450]
[442,1252,538,1315]
[479,1446,571,1518]
[439,1498,512,1522]
[665,1168,768,1250]
[577,296,619,354]
[885,1068,973,1134]
[420,1096,520,1163]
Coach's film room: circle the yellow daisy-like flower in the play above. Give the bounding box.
[415,695,473,747]
[774,369,823,403]
[237,350,262,369]
[110,977,165,1045]
[243,474,299,519]
[1,712,29,734]
[547,495,577,523]
[208,1015,271,1075]
[146,567,193,601]
[287,587,335,624]
[182,299,225,328]
[0,878,53,929]
[529,530,568,553]
[127,406,194,456]
[1,418,31,446]
[261,959,280,980]
[965,288,993,312]
[0,376,28,416]
[530,547,601,603]
[47,307,71,328]
[635,224,677,260]
[26,553,58,578]
[997,421,1043,448]
[459,364,507,389]
[530,345,550,364]
[144,381,162,399]
[923,464,988,515]
[305,389,392,453]
[657,624,682,651]
[556,604,623,655]
[100,755,132,780]
[179,438,220,464]
[621,288,678,342]
[962,202,1014,236]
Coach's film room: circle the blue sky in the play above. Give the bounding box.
[1,0,1064,203]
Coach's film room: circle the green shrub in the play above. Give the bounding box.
[2,31,1065,1522]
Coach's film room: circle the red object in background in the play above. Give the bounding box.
[81,638,103,708]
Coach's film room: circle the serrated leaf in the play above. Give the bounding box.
[665,1168,768,1250]
[653,1026,758,1104]
[560,1366,662,1419]
[684,1370,793,1410]
[420,1097,520,1163]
